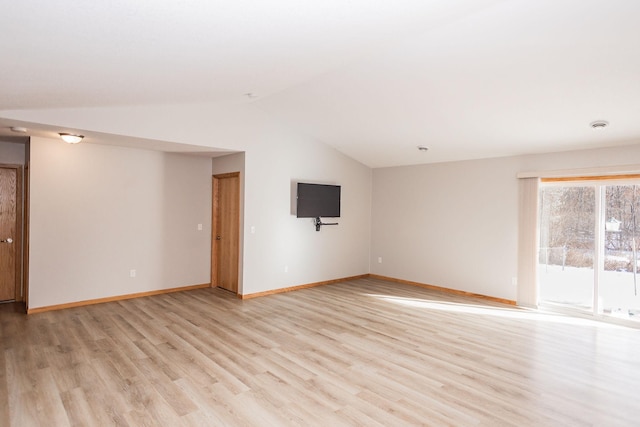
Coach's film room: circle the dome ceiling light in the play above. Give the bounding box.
[59,133,84,144]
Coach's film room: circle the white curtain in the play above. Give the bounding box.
[517,177,539,307]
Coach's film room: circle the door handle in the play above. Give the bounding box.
[0,238,12,243]
[216,235,221,240]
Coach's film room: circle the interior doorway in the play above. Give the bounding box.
[0,164,23,302]
[211,172,240,293]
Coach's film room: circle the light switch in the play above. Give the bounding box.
[197,223,203,231]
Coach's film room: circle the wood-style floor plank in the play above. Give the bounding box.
[2,277,640,426]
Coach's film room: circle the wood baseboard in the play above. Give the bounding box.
[368,274,516,306]
[239,274,369,299]
[26,274,514,313]
[27,283,211,314]
[240,274,515,305]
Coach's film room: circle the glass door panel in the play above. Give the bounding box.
[602,185,640,320]
[539,186,595,310]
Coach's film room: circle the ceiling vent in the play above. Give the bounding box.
[590,120,609,129]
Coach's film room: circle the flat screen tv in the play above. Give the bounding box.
[296,183,341,218]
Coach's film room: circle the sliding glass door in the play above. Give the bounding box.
[538,180,640,322]
[602,185,640,319]
[539,185,595,312]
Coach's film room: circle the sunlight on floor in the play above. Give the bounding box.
[366,294,630,329]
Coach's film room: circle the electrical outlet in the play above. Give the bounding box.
[512,277,517,286]
[197,223,203,231]
[378,257,383,264]
[284,265,289,273]
[130,269,136,278]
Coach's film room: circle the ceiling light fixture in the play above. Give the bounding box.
[590,120,609,130]
[10,126,27,133]
[59,133,84,144]
[417,145,429,151]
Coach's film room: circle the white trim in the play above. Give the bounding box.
[594,186,605,314]
[517,164,640,179]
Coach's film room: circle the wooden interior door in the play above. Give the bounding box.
[0,165,21,302]
[212,172,240,293]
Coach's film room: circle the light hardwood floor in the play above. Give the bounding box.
[1,277,639,426]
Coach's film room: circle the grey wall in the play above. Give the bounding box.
[0,140,27,164]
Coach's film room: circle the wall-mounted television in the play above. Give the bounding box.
[296,183,341,218]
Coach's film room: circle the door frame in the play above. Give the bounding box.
[23,162,29,308]
[211,172,240,293]
[0,163,24,302]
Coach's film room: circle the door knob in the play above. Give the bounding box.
[1,238,12,243]
[216,235,221,240]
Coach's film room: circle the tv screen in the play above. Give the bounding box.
[296,183,341,218]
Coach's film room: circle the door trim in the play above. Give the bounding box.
[23,162,29,308]
[0,163,23,302]
[211,172,240,292]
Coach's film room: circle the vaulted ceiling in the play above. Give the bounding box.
[2,0,640,167]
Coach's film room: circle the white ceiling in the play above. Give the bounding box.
[1,0,640,167]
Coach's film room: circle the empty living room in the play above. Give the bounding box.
[2,1,640,426]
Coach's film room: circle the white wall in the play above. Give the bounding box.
[208,130,372,295]
[9,104,640,304]
[12,103,372,301]
[372,142,640,301]
[372,156,520,300]
[242,137,371,294]
[29,137,212,308]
